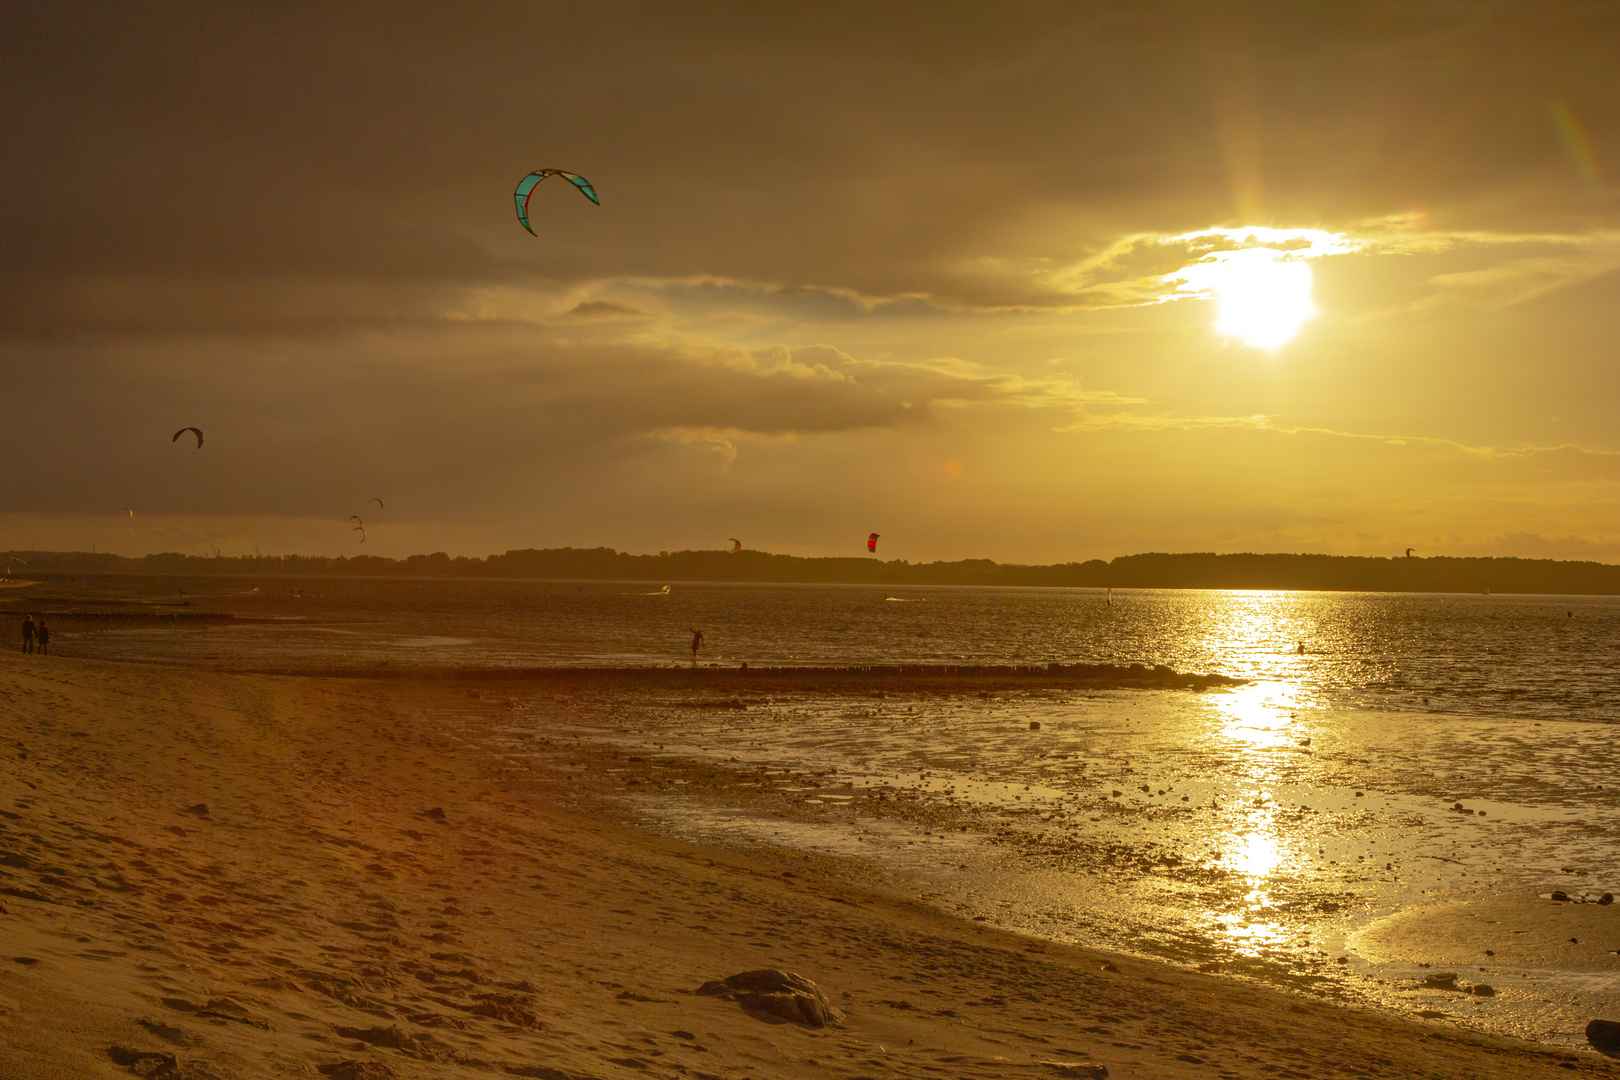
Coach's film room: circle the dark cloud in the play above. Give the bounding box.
[0,335,1062,517]
[4,1,1618,332]
[561,300,649,322]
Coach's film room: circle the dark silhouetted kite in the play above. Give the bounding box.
[173,427,203,449]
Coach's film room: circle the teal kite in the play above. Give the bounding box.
[514,170,599,236]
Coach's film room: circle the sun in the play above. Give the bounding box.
[1208,248,1316,349]
[1159,227,1358,350]
[1183,247,1317,350]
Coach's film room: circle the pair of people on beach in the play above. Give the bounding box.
[20,615,48,655]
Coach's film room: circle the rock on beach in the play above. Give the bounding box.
[1587,1018,1620,1054]
[696,969,844,1027]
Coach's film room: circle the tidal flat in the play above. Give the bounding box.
[442,677,1620,1049]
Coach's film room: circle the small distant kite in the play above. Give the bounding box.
[514,170,600,236]
[354,526,367,544]
[1405,548,1415,558]
[867,532,880,553]
[124,507,134,518]
[728,538,741,554]
[350,515,364,528]
[370,498,385,510]
[172,427,203,449]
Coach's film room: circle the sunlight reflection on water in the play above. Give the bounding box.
[32,576,1620,722]
[448,664,1620,1046]
[1229,830,1286,879]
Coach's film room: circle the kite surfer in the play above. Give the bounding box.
[690,628,704,662]
[21,615,34,654]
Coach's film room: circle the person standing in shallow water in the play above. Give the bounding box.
[690,628,704,662]
[21,615,34,654]
[35,620,48,655]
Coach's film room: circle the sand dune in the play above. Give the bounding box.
[0,655,1610,1078]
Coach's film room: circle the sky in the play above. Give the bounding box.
[2,1,1618,563]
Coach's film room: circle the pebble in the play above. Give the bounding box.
[1039,1062,1108,1078]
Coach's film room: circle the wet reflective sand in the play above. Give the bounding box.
[447,680,1620,1048]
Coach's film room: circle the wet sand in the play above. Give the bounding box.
[0,655,1615,1079]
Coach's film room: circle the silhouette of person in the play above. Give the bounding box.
[21,615,34,654]
[1297,640,1305,655]
[35,620,48,655]
[690,628,704,662]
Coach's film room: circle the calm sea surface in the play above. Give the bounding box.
[13,575,1620,721]
[12,575,1620,1043]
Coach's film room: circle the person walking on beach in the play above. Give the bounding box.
[21,615,34,654]
[35,620,48,656]
[690,628,704,662]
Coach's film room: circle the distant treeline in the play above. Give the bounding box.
[6,547,1620,595]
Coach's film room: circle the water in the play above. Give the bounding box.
[13,575,1620,721]
[9,574,1620,1043]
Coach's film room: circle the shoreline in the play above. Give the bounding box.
[212,661,1244,692]
[0,655,1616,1078]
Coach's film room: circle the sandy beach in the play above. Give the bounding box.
[1,654,1616,1079]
